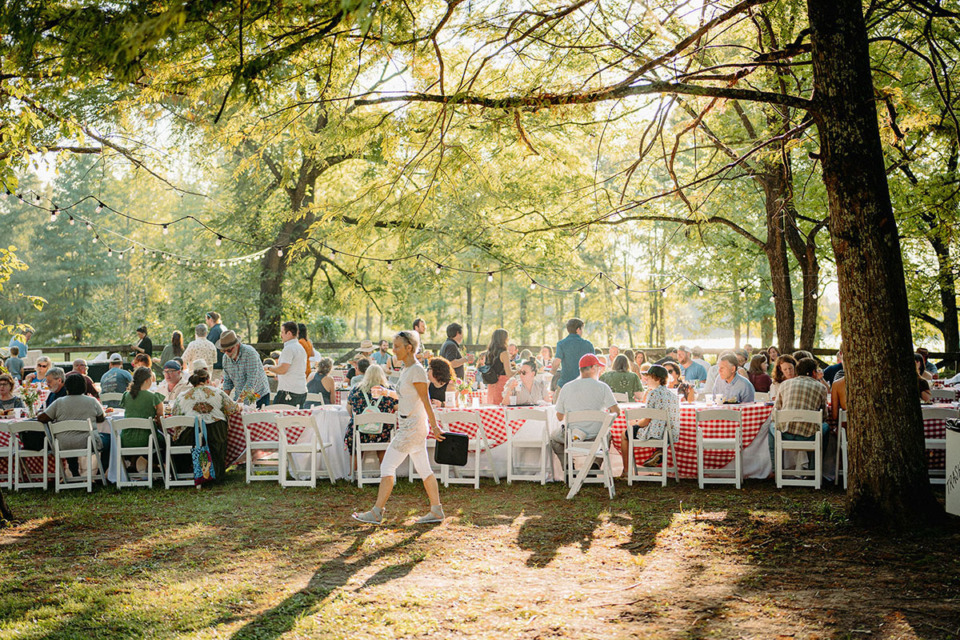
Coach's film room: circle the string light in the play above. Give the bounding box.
[488,272,494,282]
[50,210,58,223]
[92,236,98,244]
[386,260,393,270]
[579,288,586,298]
[68,215,75,225]
[95,202,103,213]
[107,249,113,257]
[162,224,169,235]
[216,235,222,247]
[435,265,442,275]
[276,246,283,257]
[614,285,622,295]
[529,279,537,290]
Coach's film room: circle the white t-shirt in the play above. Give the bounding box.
[277,339,308,394]
[397,360,429,420]
[555,377,617,440]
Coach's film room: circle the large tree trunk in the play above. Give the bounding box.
[257,249,285,343]
[930,235,959,368]
[466,284,473,345]
[808,0,940,527]
[759,169,797,352]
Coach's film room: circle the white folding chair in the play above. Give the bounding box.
[612,392,629,403]
[159,416,199,489]
[110,418,161,489]
[49,419,103,492]
[437,411,500,488]
[9,421,48,490]
[754,392,772,403]
[921,406,957,485]
[835,408,848,490]
[624,407,679,487]
[263,404,299,412]
[774,409,824,489]
[305,393,325,407]
[353,412,397,487]
[100,392,124,407]
[564,410,615,499]
[277,414,337,487]
[505,407,550,484]
[930,389,956,401]
[695,408,742,489]
[242,412,280,483]
[0,425,13,490]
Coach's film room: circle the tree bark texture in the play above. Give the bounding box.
[759,168,798,352]
[0,487,12,524]
[808,0,940,527]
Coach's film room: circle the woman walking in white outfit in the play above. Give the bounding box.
[353,330,446,525]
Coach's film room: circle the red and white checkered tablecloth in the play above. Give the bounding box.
[923,413,948,469]
[433,405,532,446]
[609,402,775,479]
[226,407,318,467]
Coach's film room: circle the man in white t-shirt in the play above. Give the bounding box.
[550,353,621,463]
[264,321,308,407]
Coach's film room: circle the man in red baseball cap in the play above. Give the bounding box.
[550,353,621,466]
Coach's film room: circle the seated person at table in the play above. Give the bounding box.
[262,358,279,394]
[537,346,553,370]
[173,368,240,481]
[676,346,707,383]
[427,357,453,407]
[663,361,696,403]
[623,364,680,470]
[830,372,847,424]
[36,374,111,478]
[155,360,191,404]
[0,374,26,416]
[133,353,153,372]
[307,357,335,405]
[768,357,829,472]
[5,347,23,382]
[747,355,772,393]
[350,358,371,388]
[45,367,68,408]
[23,355,52,386]
[99,353,133,407]
[550,354,620,465]
[345,364,398,470]
[118,367,164,473]
[713,354,756,404]
[600,355,643,402]
[769,354,797,399]
[504,359,551,406]
[915,353,932,402]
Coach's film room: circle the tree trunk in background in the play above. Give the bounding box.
[466,284,473,345]
[365,304,372,339]
[795,244,820,350]
[257,249,286,342]
[761,315,774,348]
[930,235,959,369]
[498,273,504,328]
[808,0,940,527]
[519,291,529,345]
[759,169,797,352]
[476,279,487,346]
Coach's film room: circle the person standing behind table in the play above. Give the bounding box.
[218,330,271,409]
[4,347,23,382]
[483,328,517,405]
[173,367,240,482]
[676,346,707,383]
[550,353,620,466]
[159,331,185,368]
[36,374,111,479]
[600,355,644,402]
[298,323,315,378]
[412,317,427,360]
[552,318,596,390]
[371,340,392,367]
[306,357,335,406]
[624,364,680,470]
[118,367,164,473]
[747,355,773,394]
[65,359,99,399]
[503,359,551,406]
[352,330,447,525]
[8,329,31,366]
[768,357,829,473]
[205,311,227,380]
[440,323,473,381]
[183,324,217,375]
[99,353,133,407]
[264,321,308,407]
[131,326,153,359]
[712,353,756,404]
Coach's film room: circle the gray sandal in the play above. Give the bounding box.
[352,506,384,525]
[416,505,445,524]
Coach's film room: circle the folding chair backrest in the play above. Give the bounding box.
[695,409,742,425]
[624,407,668,423]
[921,406,958,421]
[160,416,196,434]
[48,419,93,437]
[242,412,278,428]
[305,393,325,406]
[112,417,154,434]
[263,404,298,412]
[100,392,124,405]
[504,407,549,423]
[775,409,823,429]
[8,420,47,436]
[754,392,772,403]
[838,408,848,429]
[275,413,316,444]
[565,410,615,436]
[438,410,483,432]
[353,411,399,427]
[612,392,629,403]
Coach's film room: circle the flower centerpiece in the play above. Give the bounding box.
[238,389,260,409]
[20,382,40,418]
[454,378,472,407]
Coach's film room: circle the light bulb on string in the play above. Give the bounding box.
[698,287,704,296]
[529,280,537,290]
[118,252,123,260]
[107,249,113,257]
[50,210,58,223]
[614,285,622,295]
[95,202,103,213]
[276,246,283,257]
[579,288,586,298]
[162,224,169,235]
[92,236,98,244]
[386,260,393,270]
[68,215,75,225]
[35,195,40,202]
[17,194,23,202]
[487,272,494,282]
[435,264,442,275]
[85,221,92,231]
[215,235,222,247]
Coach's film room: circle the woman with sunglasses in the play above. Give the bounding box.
[503,359,551,405]
[23,356,52,386]
[0,374,26,416]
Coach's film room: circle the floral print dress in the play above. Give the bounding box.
[344,386,398,453]
[636,385,681,442]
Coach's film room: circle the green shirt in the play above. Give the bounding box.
[119,390,163,447]
[599,371,643,400]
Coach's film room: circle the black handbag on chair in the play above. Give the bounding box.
[434,432,469,466]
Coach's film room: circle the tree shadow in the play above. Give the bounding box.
[228,527,428,640]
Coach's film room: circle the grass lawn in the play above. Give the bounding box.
[1,473,958,639]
